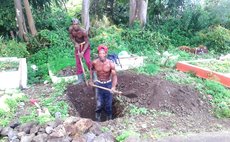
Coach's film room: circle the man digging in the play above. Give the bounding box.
[69,18,91,84]
[89,45,117,121]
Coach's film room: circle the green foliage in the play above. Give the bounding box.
[205,0,230,28]
[0,1,16,35]
[0,38,29,57]
[204,80,230,118]
[27,48,49,84]
[121,28,171,54]
[90,25,128,54]
[0,61,18,71]
[20,82,69,124]
[116,130,139,142]
[129,105,148,115]
[198,25,230,53]
[34,8,71,31]
[0,94,28,127]
[136,63,159,75]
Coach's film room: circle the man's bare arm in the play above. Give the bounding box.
[90,60,96,83]
[110,62,117,89]
[82,30,89,53]
[68,26,75,44]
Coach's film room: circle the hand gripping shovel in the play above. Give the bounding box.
[92,84,138,98]
[78,42,88,86]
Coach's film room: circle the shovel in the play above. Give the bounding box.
[78,42,88,86]
[92,84,138,98]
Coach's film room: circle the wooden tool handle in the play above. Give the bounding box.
[92,84,122,94]
[78,45,88,86]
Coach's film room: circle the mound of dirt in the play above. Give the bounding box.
[56,66,76,77]
[66,71,211,121]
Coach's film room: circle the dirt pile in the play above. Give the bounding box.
[66,71,211,120]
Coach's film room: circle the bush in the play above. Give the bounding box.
[198,25,230,53]
[27,48,49,84]
[0,38,29,57]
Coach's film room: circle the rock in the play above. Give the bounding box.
[89,122,103,136]
[1,127,13,136]
[20,133,35,142]
[7,129,18,141]
[17,131,26,139]
[19,122,37,134]
[64,124,76,136]
[9,119,21,129]
[54,118,63,127]
[83,132,96,142]
[74,118,93,134]
[0,126,2,133]
[37,127,45,134]
[30,124,40,134]
[49,125,66,138]
[11,138,20,142]
[63,116,80,125]
[45,126,54,134]
[47,121,56,128]
[32,133,48,142]
[124,135,141,142]
[55,112,62,119]
[47,118,63,129]
[47,136,72,142]
[72,136,87,142]
[93,132,115,142]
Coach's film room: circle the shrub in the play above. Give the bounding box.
[0,38,29,57]
[198,25,230,53]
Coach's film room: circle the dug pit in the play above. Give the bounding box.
[66,71,211,121]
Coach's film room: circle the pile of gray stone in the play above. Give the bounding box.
[0,116,114,142]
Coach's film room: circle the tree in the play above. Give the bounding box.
[23,0,37,36]
[82,0,90,34]
[129,0,148,28]
[14,0,27,40]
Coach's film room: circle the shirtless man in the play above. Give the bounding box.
[89,45,117,121]
[69,18,91,84]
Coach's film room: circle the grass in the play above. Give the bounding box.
[0,61,19,71]
[18,81,69,125]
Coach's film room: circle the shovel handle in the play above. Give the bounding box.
[78,43,88,86]
[92,84,122,94]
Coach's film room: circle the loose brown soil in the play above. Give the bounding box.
[56,66,76,77]
[66,71,211,121]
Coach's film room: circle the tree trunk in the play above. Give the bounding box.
[23,0,37,36]
[129,0,137,26]
[129,0,148,28]
[14,0,25,39]
[82,0,90,34]
[138,0,148,28]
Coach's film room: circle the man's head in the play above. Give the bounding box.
[72,18,80,25]
[97,45,108,62]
